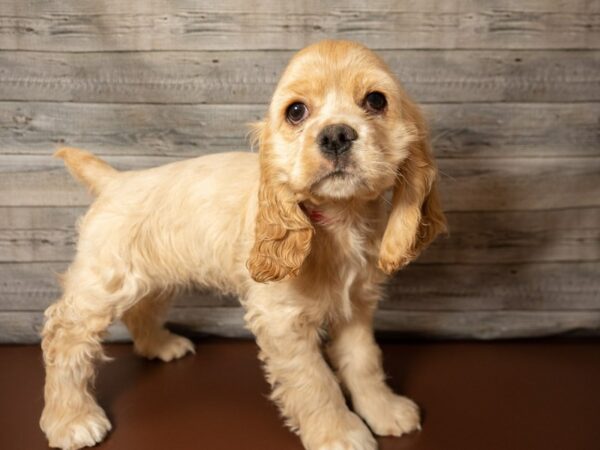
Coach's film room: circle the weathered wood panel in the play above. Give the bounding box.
[1,50,598,103]
[2,261,599,312]
[438,158,600,211]
[0,205,84,229]
[0,0,598,342]
[0,103,266,157]
[0,0,598,51]
[384,262,600,311]
[2,102,598,158]
[428,103,600,158]
[3,308,600,344]
[1,154,598,211]
[420,208,600,264]
[373,310,600,340]
[0,228,76,262]
[3,0,597,15]
[0,262,67,310]
[2,206,599,264]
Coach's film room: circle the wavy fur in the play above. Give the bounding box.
[41,40,445,450]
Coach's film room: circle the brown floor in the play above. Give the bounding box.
[1,338,599,450]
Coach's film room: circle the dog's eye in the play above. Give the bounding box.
[364,92,387,113]
[286,102,309,124]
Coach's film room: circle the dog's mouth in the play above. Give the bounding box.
[312,169,352,187]
[308,167,368,200]
[325,170,350,180]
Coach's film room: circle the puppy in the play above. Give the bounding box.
[40,40,447,450]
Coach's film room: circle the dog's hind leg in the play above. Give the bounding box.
[40,262,141,450]
[121,289,195,362]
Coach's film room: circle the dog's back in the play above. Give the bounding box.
[57,149,261,294]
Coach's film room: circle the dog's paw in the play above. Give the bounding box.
[136,332,195,362]
[307,411,377,450]
[41,404,111,450]
[356,391,421,437]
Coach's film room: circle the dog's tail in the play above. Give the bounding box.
[54,147,119,196]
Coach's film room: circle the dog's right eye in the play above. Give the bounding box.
[286,102,309,125]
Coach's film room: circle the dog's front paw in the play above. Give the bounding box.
[41,403,111,450]
[356,391,421,437]
[135,332,195,362]
[305,411,377,450]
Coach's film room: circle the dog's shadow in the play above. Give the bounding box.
[95,327,211,427]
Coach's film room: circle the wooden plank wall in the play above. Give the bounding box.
[0,0,599,342]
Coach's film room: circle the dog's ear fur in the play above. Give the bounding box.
[247,122,314,282]
[378,100,447,274]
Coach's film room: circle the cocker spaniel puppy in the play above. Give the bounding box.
[40,40,446,450]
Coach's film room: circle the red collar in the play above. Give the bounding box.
[308,208,326,224]
[302,203,333,226]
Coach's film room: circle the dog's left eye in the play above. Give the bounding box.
[364,92,387,113]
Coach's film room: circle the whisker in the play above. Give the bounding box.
[379,194,393,208]
[437,168,457,182]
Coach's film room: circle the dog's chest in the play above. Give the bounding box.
[306,221,376,322]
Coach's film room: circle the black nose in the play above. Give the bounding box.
[317,124,358,158]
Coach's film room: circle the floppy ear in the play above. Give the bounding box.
[247,123,314,283]
[378,101,448,274]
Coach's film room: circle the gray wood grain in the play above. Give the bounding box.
[1,102,598,158]
[0,0,597,51]
[4,0,596,15]
[1,154,598,211]
[0,102,266,157]
[1,0,598,342]
[3,308,600,344]
[2,261,599,312]
[2,206,599,264]
[421,208,600,264]
[372,310,600,340]
[384,262,600,311]
[0,262,67,310]
[1,50,598,103]
[439,157,600,211]
[0,205,84,230]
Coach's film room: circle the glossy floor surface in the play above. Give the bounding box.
[1,338,599,450]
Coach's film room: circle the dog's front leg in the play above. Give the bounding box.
[327,302,421,438]
[245,287,376,450]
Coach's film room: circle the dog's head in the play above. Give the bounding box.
[247,40,446,282]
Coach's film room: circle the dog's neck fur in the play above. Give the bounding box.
[301,197,382,229]
[294,197,386,324]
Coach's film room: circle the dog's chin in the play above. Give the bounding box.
[310,171,365,200]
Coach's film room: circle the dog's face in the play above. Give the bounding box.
[264,40,416,201]
[248,40,446,283]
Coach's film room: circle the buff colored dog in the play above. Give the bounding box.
[40,40,446,450]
